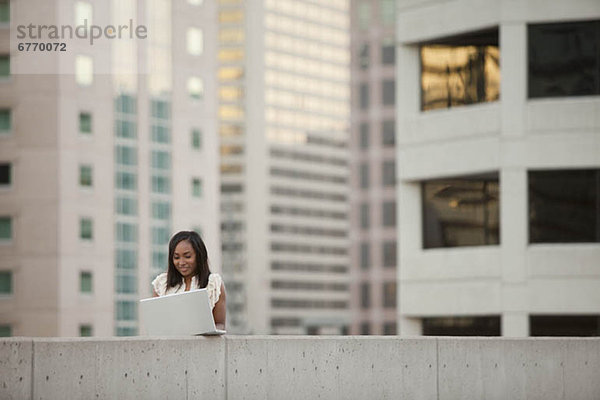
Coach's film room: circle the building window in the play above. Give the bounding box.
[529,20,600,98]
[359,123,369,149]
[360,203,370,229]
[151,99,170,120]
[0,270,12,294]
[152,227,169,246]
[192,178,202,198]
[382,160,395,186]
[530,315,600,336]
[75,55,93,86]
[116,222,137,243]
[423,316,501,336]
[79,164,93,187]
[80,271,92,293]
[116,197,137,216]
[152,176,170,194]
[151,150,170,170]
[0,109,11,134]
[382,120,395,146]
[116,249,137,270]
[382,241,396,268]
[421,28,500,111]
[529,169,600,243]
[0,55,9,77]
[187,27,203,56]
[360,322,370,335]
[380,0,395,25]
[383,322,396,335]
[359,83,369,110]
[360,242,370,270]
[79,112,92,134]
[116,327,137,336]
[383,282,396,308]
[115,172,137,190]
[151,126,170,143]
[79,324,93,337]
[191,129,202,150]
[152,201,170,220]
[357,1,370,30]
[116,275,137,294]
[0,0,10,23]
[0,216,12,240]
[382,201,396,227]
[188,77,204,100]
[360,282,370,308]
[116,94,136,114]
[116,301,137,321]
[79,217,93,240]
[358,43,369,69]
[115,146,137,166]
[360,163,369,189]
[382,79,395,105]
[0,163,11,186]
[422,173,499,248]
[116,120,135,139]
[0,325,11,337]
[381,41,395,65]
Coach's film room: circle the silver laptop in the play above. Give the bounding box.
[139,288,226,336]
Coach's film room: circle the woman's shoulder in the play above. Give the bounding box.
[208,272,222,282]
[151,272,168,294]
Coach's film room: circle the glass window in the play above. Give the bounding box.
[382,120,395,146]
[116,327,137,336]
[75,1,92,26]
[529,20,600,98]
[360,163,369,189]
[0,325,11,337]
[191,129,202,149]
[0,109,11,133]
[80,217,93,240]
[115,95,136,114]
[115,172,136,190]
[358,43,369,69]
[360,322,370,335]
[116,301,137,321]
[360,242,370,270]
[0,163,11,186]
[383,322,396,335]
[360,203,369,229]
[115,146,137,166]
[79,325,93,337]
[357,2,370,30]
[0,0,10,23]
[116,222,137,243]
[79,112,92,134]
[152,227,169,245]
[79,164,93,187]
[530,315,600,336]
[151,150,170,170]
[359,123,369,149]
[382,160,395,186]
[423,316,501,336]
[383,281,396,308]
[116,249,137,270]
[360,282,370,308]
[75,55,93,86]
[0,216,12,240]
[151,100,170,120]
[380,0,395,25]
[382,79,395,105]
[382,201,396,227]
[187,28,203,55]
[115,120,135,138]
[381,41,395,65]
[152,251,167,268]
[219,10,243,24]
[152,201,170,220]
[529,169,600,243]
[152,176,170,194]
[421,29,500,111]
[151,125,170,143]
[422,173,500,248]
[192,178,202,198]
[0,270,12,294]
[188,77,204,100]
[116,275,137,294]
[359,83,369,110]
[382,241,396,267]
[0,55,9,76]
[116,197,137,216]
[80,271,92,293]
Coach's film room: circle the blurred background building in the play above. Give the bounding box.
[349,0,398,335]
[395,0,600,336]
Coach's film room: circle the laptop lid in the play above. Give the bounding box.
[139,289,225,336]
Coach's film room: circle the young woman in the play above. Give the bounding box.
[151,231,226,330]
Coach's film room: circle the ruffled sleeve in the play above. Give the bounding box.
[151,272,168,296]
[207,273,223,309]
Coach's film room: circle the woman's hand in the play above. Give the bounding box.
[212,282,226,330]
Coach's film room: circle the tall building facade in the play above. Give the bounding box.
[396,0,600,336]
[218,0,352,334]
[0,0,220,337]
[349,0,398,335]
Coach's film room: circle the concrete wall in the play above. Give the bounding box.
[2,336,599,399]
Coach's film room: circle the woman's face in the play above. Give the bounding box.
[173,240,197,279]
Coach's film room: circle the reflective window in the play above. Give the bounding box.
[359,122,369,149]
[421,29,500,111]
[151,100,170,119]
[357,2,370,30]
[0,0,9,23]
[116,327,137,336]
[187,28,203,56]
[152,227,169,245]
[380,0,395,26]
[219,10,243,23]
[382,79,395,105]
[0,324,11,336]
[382,241,396,267]
[80,271,92,293]
[151,150,170,169]
[79,217,93,240]
[422,173,500,248]
[382,201,396,227]
[188,77,204,100]
[79,164,93,187]
[360,163,369,188]
[116,275,137,294]
[529,20,600,98]
[191,129,202,149]
[381,41,395,65]
[152,176,170,194]
[116,197,137,216]
[79,112,92,134]
[218,48,244,62]
[116,301,137,320]
[529,169,600,243]
[115,172,136,190]
[423,316,501,336]
[116,222,137,243]
[360,203,369,229]
[79,325,93,337]
[0,163,11,186]
[382,160,395,186]
[530,315,600,336]
[360,242,370,270]
[382,120,395,146]
[151,126,170,143]
[115,146,136,166]
[115,120,135,138]
[152,201,170,220]
[192,177,202,197]
[0,109,10,133]
[75,55,93,86]
[383,282,396,308]
[116,249,137,270]
[0,270,12,294]
[359,83,369,109]
[115,95,136,114]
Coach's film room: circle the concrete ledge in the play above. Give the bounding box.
[1,336,599,399]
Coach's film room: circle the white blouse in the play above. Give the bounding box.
[151,272,223,309]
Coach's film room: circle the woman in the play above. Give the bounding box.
[151,231,226,330]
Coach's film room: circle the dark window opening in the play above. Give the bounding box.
[423,316,501,336]
[530,315,600,336]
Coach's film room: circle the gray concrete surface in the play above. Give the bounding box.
[1,336,599,399]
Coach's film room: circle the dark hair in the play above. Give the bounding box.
[166,231,211,290]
